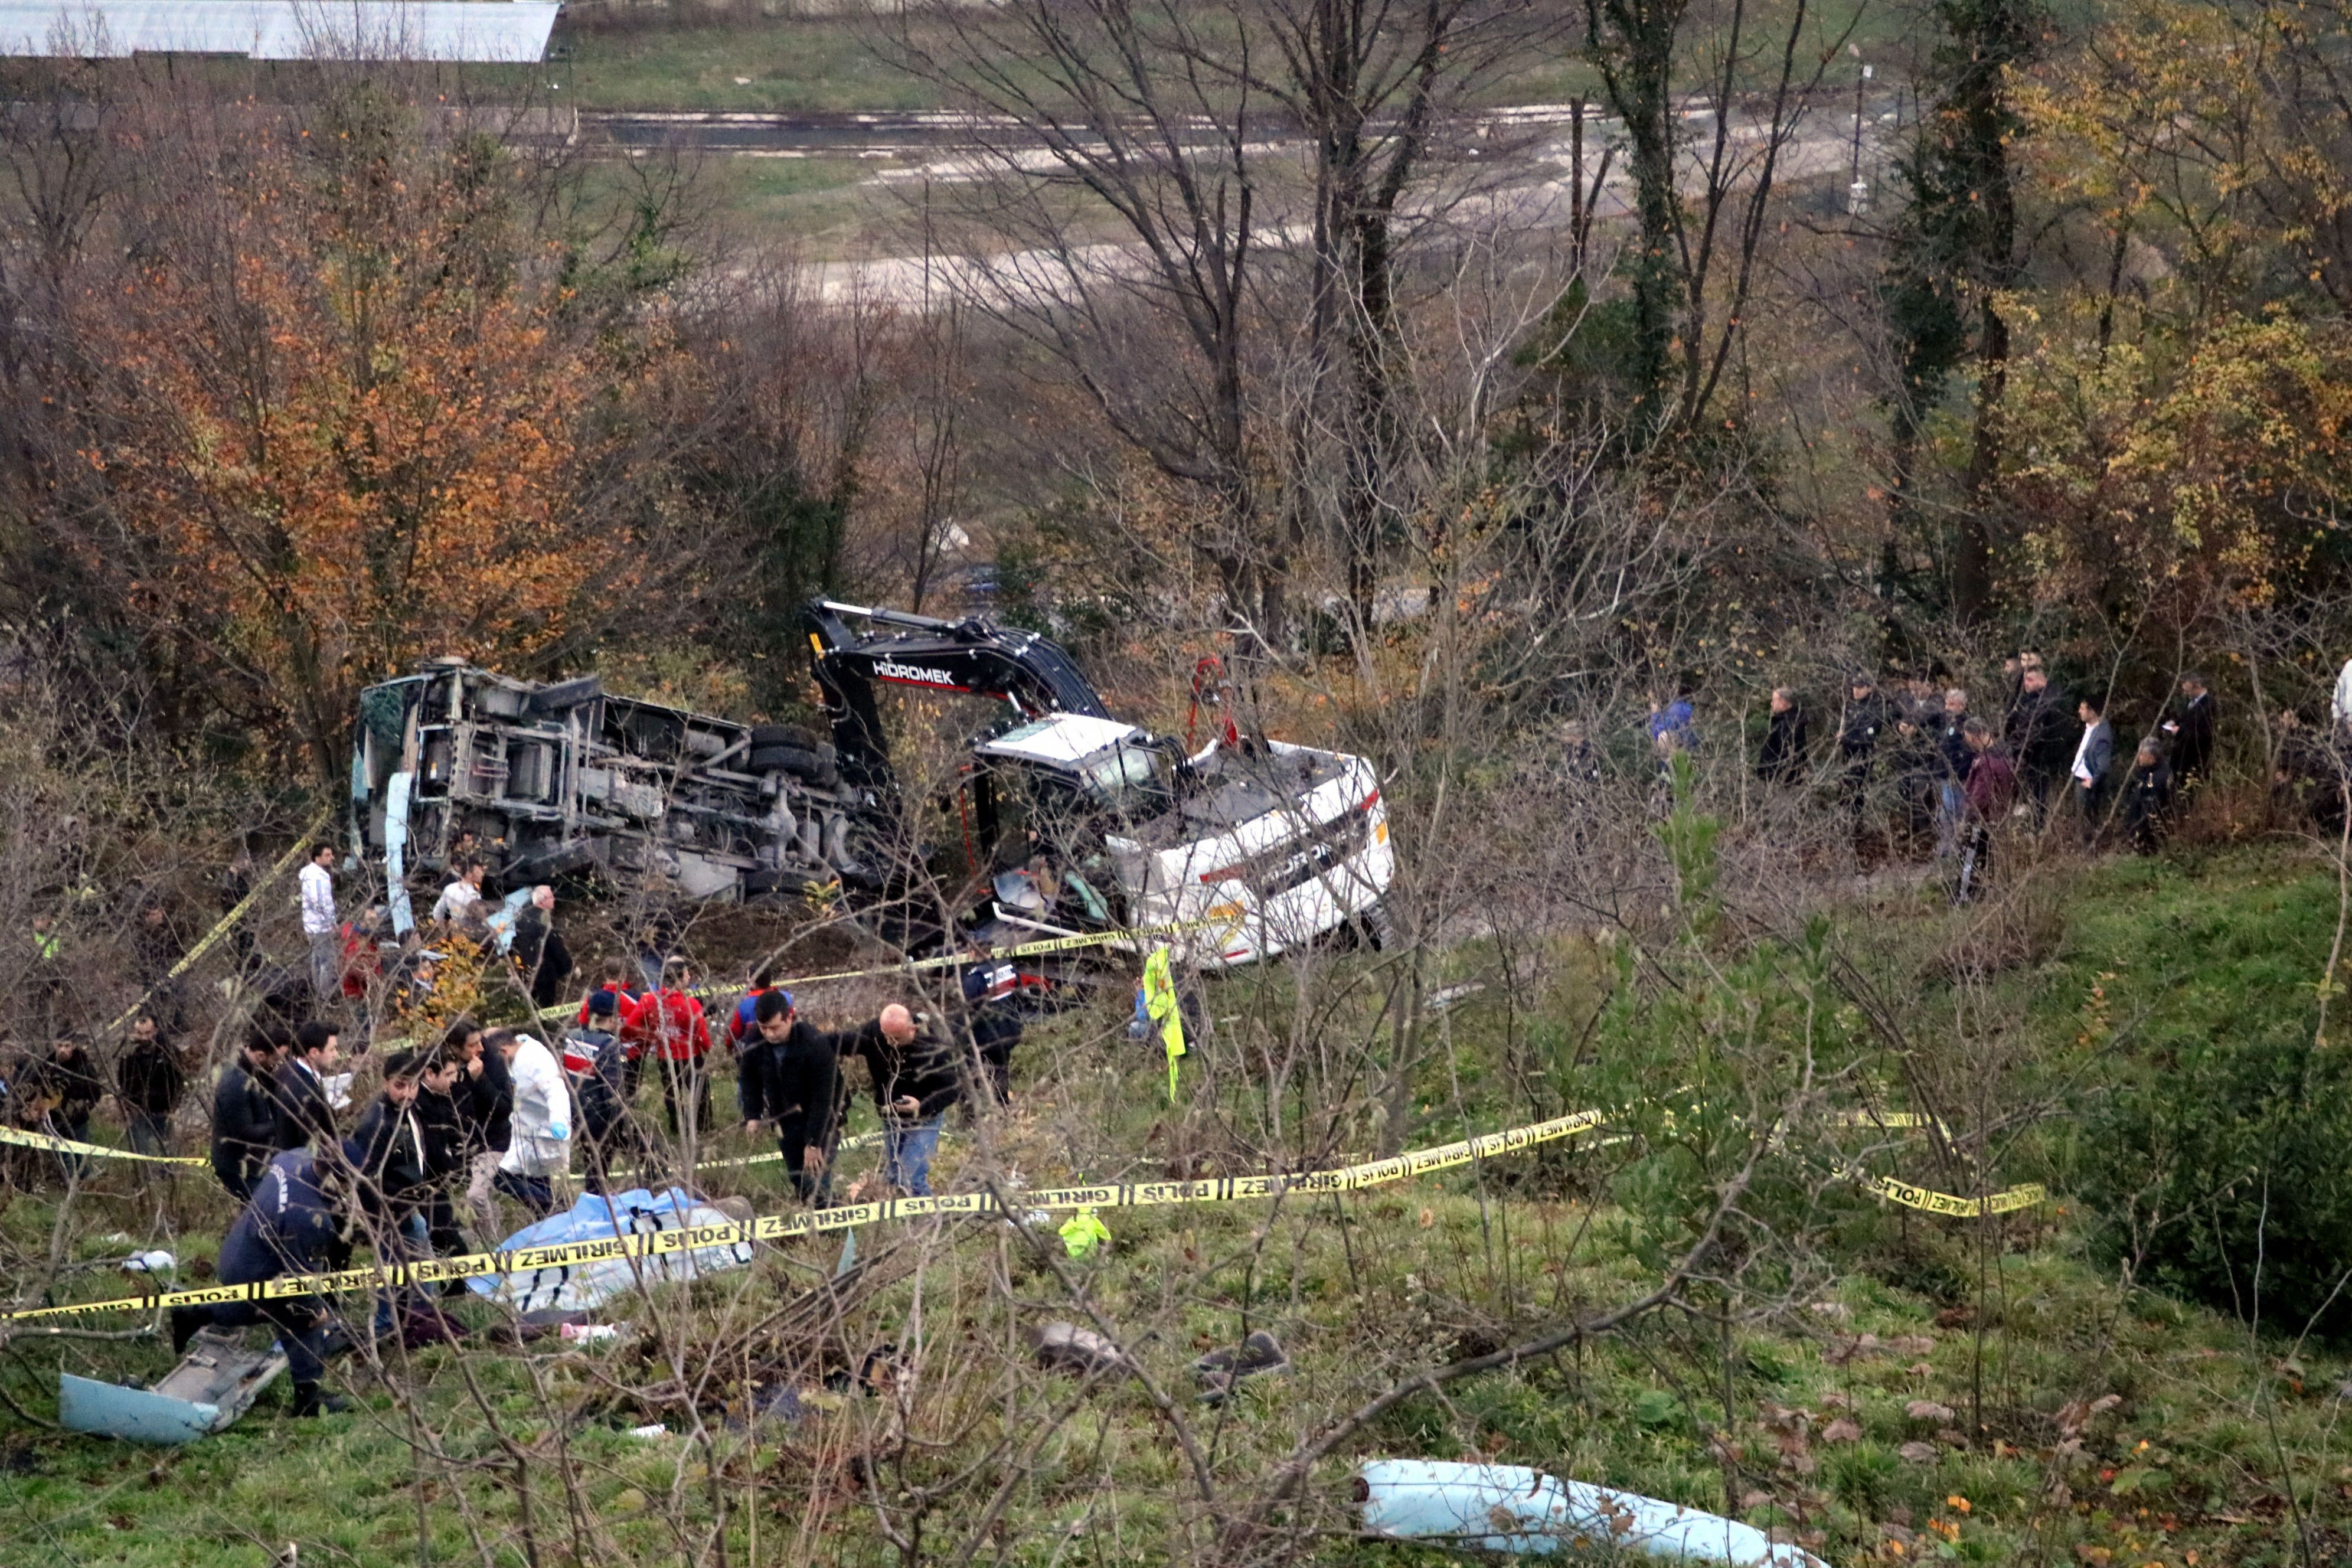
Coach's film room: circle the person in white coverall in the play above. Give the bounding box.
[494,1031,571,1219]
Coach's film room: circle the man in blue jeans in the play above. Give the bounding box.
[855,1004,962,1197]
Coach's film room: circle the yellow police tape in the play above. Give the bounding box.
[0,1125,208,1167]
[0,1106,2049,1323]
[0,1119,897,1176]
[1847,1171,2047,1219]
[104,808,339,1037]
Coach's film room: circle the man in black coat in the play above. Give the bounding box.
[1839,675,1893,847]
[170,1149,355,1417]
[410,1050,471,1262]
[269,1021,343,1152]
[2005,665,2074,826]
[510,886,574,1011]
[28,1038,104,1180]
[740,989,871,1203]
[352,1051,432,1240]
[1931,688,1972,858]
[1756,688,1809,786]
[855,1004,963,1198]
[210,1028,288,1201]
[116,1011,187,1158]
[2162,673,2218,789]
[446,1017,513,1237]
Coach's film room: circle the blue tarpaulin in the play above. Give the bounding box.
[469,1188,753,1315]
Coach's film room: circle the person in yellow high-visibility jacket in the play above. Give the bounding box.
[1142,945,1186,1101]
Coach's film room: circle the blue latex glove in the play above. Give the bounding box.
[547,1122,570,1142]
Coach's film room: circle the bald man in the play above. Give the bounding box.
[854,1003,962,1196]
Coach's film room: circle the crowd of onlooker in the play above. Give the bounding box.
[2,827,1042,1413]
[1565,651,2352,902]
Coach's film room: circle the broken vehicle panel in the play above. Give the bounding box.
[352,658,868,918]
[60,1328,287,1444]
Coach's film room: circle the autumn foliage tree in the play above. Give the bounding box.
[2004,311,2352,629]
[66,90,655,779]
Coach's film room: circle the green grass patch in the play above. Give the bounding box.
[553,18,941,113]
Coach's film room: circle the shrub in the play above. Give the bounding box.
[2077,1025,2352,1340]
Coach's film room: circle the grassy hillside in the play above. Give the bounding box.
[4,848,2349,1565]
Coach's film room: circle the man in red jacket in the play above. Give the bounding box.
[631,956,713,1142]
[576,956,643,1035]
[726,961,782,1054]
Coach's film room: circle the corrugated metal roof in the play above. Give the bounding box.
[0,1,560,62]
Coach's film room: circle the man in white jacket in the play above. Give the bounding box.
[298,844,339,1005]
[493,1030,571,1220]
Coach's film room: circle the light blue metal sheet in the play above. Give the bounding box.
[58,1374,223,1445]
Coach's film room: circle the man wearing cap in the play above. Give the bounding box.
[958,936,1023,1106]
[739,989,868,1203]
[569,989,642,1194]
[170,1146,357,1418]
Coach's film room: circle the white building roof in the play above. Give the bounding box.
[0,1,560,62]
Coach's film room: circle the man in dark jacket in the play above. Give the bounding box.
[1839,675,1893,848]
[1887,709,1942,853]
[2124,737,2176,853]
[740,989,868,1203]
[1557,720,1604,788]
[27,1037,104,1180]
[959,938,1024,1106]
[210,1028,288,1200]
[117,1011,186,1157]
[510,887,574,1011]
[352,1051,432,1242]
[269,1021,342,1152]
[2070,694,2116,846]
[169,1149,355,1417]
[2004,665,2076,826]
[855,1004,963,1197]
[1932,688,1972,858]
[411,1050,471,1263]
[445,1017,512,1237]
[2162,674,2217,790]
[1756,688,1808,786]
[2273,708,2349,835]
[131,901,188,1033]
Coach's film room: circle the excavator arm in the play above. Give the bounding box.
[800,599,1112,782]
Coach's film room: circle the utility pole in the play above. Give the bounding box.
[1847,55,1873,215]
[1570,99,1586,277]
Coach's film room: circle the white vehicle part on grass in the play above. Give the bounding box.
[1358,1460,1827,1567]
